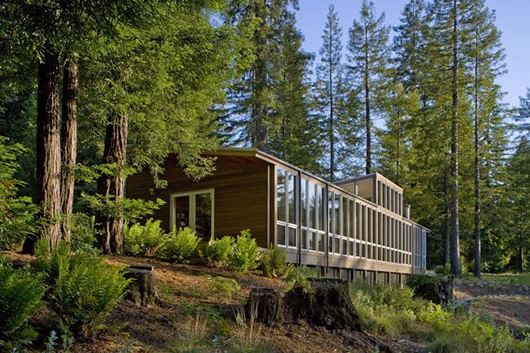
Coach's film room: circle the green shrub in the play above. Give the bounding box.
[261,247,293,279]
[349,281,433,337]
[434,264,452,275]
[124,219,170,256]
[162,227,201,263]
[228,230,259,272]
[0,138,39,250]
[205,236,234,268]
[70,213,100,254]
[35,239,130,337]
[286,265,318,293]
[407,273,446,289]
[0,262,45,347]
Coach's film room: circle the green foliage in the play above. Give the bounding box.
[0,137,38,250]
[162,227,201,263]
[80,192,165,224]
[209,276,241,299]
[407,273,447,289]
[70,213,100,254]
[228,230,259,273]
[205,236,234,268]
[35,240,130,337]
[0,262,45,347]
[349,281,433,337]
[123,219,171,256]
[434,264,452,275]
[286,265,318,293]
[261,247,293,279]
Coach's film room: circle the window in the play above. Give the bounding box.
[277,167,298,249]
[170,189,214,239]
[301,178,326,253]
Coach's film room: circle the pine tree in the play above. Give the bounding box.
[314,5,346,181]
[393,0,428,97]
[264,2,321,173]
[466,0,507,278]
[347,0,391,175]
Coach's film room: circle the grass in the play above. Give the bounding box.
[481,273,530,286]
[349,280,530,353]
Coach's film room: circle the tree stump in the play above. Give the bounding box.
[124,265,159,307]
[245,288,283,326]
[284,278,362,331]
[413,276,454,304]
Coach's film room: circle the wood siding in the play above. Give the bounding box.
[126,155,270,247]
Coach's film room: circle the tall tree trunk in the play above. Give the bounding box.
[364,24,371,175]
[97,115,128,254]
[450,0,462,276]
[519,227,524,272]
[60,59,78,242]
[444,169,450,265]
[23,49,62,253]
[252,1,268,152]
[473,50,481,279]
[329,27,335,182]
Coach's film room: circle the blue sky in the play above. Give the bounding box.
[296,0,529,107]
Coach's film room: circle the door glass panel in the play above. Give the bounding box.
[195,193,212,239]
[174,196,189,229]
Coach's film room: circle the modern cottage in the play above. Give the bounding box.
[127,148,428,284]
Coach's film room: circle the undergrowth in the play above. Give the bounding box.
[350,281,530,353]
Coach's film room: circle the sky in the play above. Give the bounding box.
[296,0,530,107]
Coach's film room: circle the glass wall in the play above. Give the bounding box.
[275,165,423,270]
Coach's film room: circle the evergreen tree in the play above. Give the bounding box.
[466,0,507,278]
[393,0,428,97]
[347,0,391,174]
[265,3,321,173]
[505,138,530,271]
[314,5,348,181]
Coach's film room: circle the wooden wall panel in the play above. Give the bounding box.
[126,154,270,247]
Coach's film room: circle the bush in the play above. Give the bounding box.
[0,138,39,250]
[124,219,170,256]
[70,213,100,254]
[205,236,234,268]
[434,264,452,275]
[162,227,201,263]
[407,273,446,289]
[349,281,433,337]
[261,247,293,279]
[286,265,318,293]
[0,261,45,346]
[228,229,259,272]
[35,239,130,337]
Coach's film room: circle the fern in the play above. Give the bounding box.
[162,227,201,263]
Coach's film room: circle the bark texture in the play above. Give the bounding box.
[60,60,78,242]
[450,0,462,276]
[124,265,159,307]
[97,115,128,254]
[23,49,62,253]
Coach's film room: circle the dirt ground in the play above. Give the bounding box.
[3,252,393,353]
[4,250,529,353]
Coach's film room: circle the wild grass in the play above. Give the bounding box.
[481,272,530,286]
[350,280,530,353]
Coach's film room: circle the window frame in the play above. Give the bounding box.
[169,188,215,239]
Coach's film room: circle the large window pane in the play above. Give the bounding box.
[288,173,296,224]
[195,193,212,239]
[334,193,340,235]
[277,169,286,222]
[309,182,316,229]
[174,196,190,229]
[288,227,296,247]
[302,179,307,226]
[278,224,286,246]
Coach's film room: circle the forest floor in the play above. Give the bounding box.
[3,251,530,353]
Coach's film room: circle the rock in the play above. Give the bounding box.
[124,265,159,307]
[413,276,454,305]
